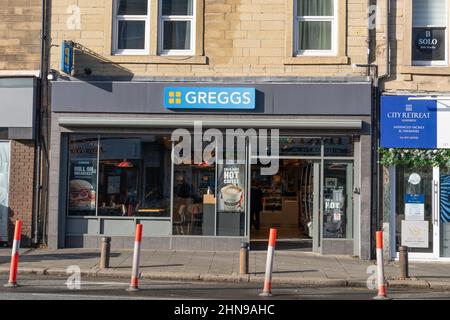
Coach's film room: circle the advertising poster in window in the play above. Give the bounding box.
[412,27,446,62]
[217,163,246,213]
[69,160,97,213]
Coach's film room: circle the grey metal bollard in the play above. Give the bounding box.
[100,237,111,269]
[240,242,249,275]
[399,246,409,280]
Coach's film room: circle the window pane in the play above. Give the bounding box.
[68,136,98,216]
[298,21,332,50]
[217,159,246,236]
[297,0,334,16]
[117,0,148,15]
[413,0,447,26]
[97,136,171,218]
[279,137,321,156]
[162,0,194,16]
[412,27,446,61]
[173,164,216,236]
[324,136,354,157]
[163,20,191,50]
[118,20,145,50]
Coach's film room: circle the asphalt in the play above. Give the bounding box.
[0,248,449,291]
[1,274,450,300]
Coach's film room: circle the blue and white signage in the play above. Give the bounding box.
[381,96,450,149]
[60,40,74,75]
[405,194,425,221]
[164,87,256,110]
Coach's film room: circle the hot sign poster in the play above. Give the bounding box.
[217,163,246,213]
[380,96,450,149]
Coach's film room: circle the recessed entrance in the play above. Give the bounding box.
[250,159,317,251]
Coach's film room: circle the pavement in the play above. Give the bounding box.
[0,248,449,291]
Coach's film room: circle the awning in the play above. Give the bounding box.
[59,117,363,130]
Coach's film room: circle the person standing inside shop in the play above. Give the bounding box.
[251,180,263,230]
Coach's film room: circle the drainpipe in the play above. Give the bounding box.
[33,0,47,245]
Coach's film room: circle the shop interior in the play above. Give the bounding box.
[250,159,315,247]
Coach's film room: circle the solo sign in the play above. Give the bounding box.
[164,87,256,110]
[412,27,446,62]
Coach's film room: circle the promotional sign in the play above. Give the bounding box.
[217,163,246,213]
[69,160,97,213]
[401,220,429,248]
[61,40,74,74]
[412,27,446,62]
[164,87,256,109]
[404,194,425,221]
[381,96,450,149]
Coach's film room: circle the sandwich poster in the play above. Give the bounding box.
[69,160,97,213]
[217,163,246,213]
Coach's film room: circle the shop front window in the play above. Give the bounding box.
[173,160,216,236]
[323,161,353,239]
[216,155,247,237]
[67,135,172,217]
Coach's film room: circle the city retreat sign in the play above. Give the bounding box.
[164,87,256,110]
[380,96,450,149]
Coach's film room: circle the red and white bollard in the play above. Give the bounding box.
[374,231,389,300]
[4,220,23,288]
[260,228,277,297]
[127,224,143,292]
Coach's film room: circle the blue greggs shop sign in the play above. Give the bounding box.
[164,87,256,110]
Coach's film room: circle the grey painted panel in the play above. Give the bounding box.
[0,79,35,128]
[52,81,371,115]
[66,218,99,235]
[7,127,33,140]
[139,219,171,237]
[101,219,135,236]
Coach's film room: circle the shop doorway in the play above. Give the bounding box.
[250,159,320,251]
[395,166,450,260]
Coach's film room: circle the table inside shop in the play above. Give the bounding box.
[137,208,167,216]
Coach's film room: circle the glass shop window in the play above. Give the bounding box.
[97,136,172,217]
[172,139,216,236]
[412,0,448,66]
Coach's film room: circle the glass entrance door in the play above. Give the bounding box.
[396,167,439,259]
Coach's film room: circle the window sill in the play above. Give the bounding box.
[106,55,208,65]
[283,56,349,65]
[401,65,450,75]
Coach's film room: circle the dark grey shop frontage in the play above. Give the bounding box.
[48,79,373,259]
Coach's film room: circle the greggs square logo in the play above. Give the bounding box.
[164,87,256,110]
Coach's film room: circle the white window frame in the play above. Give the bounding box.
[294,0,338,56]
[112,0,150,55]
[412,0,448,67]
[158,0,195,56]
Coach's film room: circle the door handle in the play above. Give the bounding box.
[433,180,439,225]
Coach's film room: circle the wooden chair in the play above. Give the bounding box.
[173,205,187,235]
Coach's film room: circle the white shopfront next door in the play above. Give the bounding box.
[397,167,450,260]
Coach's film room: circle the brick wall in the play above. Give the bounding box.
[49,0,370,78]
[380,0,450,93]
[0,0,42,71]
[8,140,35,247]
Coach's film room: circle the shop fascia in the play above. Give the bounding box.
[172,121,280,176]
